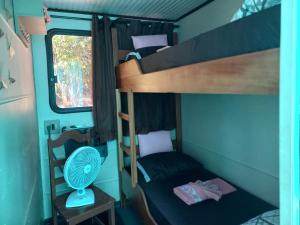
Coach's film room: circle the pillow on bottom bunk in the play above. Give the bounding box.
[137,151,202,182]
[138,130,173,157]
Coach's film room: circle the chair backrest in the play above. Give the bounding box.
[47,129,91,201]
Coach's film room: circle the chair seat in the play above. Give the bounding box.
[54,186,115,224]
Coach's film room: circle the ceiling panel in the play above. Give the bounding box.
[44,0,214,21]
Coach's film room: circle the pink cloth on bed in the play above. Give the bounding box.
[173,178,236,205]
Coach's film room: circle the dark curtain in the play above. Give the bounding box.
[113,19,175,50]
[121,93,176,135]
[114,19,177,135]
[92,16,116,143]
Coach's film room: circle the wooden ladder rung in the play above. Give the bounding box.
[55,177,65,185]
[120,143,131,155]
[53,158,66,167]
[120,143,140,156]
[118,112,129,121]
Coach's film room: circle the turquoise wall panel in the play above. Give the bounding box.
[31,13,119,219]
[181,95,279,205]
[178,0,279,206]
[13,0,43,16]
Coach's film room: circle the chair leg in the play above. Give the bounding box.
[108,206,115,225]
[52,207,58,225]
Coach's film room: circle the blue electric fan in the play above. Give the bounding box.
[64,146,101,208]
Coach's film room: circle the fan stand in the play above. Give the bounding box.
[66,188,95,208]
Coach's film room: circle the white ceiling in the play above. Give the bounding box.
[44,0,214,21]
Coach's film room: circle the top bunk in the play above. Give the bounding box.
[116,5,280,95]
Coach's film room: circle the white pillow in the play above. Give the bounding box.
[138,130,173,157]
[131,34,168,50]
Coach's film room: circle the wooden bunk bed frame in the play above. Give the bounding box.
[112,27,279,225]
[116,48,279,95]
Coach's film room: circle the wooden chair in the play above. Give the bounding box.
[47,129,115,225]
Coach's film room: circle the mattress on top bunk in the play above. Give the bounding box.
[138,168,275,225]
[139,5,280,74]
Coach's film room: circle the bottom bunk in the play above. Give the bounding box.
[121,152,277,225]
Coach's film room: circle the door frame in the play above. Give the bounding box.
[280,1,300,224]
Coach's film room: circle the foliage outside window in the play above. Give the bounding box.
[46,29,93,113]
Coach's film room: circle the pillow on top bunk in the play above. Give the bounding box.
[138,130,173,157]
[231,0,281,21]
[131,34,168,57]
[137,151,202,182]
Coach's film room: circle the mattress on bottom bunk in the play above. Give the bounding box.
[136,168,275,225]
[139,5,280,74]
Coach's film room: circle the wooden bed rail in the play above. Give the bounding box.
[116,48,279,95]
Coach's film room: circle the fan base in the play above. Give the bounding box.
[66,188,95,208]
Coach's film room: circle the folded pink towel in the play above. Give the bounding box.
[173,178,236,205]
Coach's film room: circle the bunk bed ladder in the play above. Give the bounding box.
[116,89,138,190]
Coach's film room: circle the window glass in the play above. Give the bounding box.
[46,29,92,113]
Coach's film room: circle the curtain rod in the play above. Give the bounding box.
[49,13,180,28]
[48,8,178,23]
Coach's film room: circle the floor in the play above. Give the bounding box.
[115,204,143,225]
[44,204,143,225]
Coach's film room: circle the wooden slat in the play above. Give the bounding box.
[117,48,279,95]
[53,158,66,167]
[120,143,141,156]
[118,112,129,121]
[116,90,124,171]
[55,177,65,185]
[120,143,132,156]
[116,89,125,207]
[128,91,138,187]
[117,59,143,79]
[50,130,90,148]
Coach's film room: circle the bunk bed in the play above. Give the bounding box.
[113,4,280,225]
[116,5,280,95]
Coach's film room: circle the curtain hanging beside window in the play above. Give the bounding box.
[92,16,117,143]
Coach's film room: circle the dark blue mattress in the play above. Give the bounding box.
[140,5,280,74]
[138,168,275,225]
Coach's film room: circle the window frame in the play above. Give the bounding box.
[45,28,93,114]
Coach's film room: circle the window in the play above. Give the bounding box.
[46,29,93,113]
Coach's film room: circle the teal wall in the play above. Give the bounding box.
[178,0,243,41]
[31,12,120,219]
[0,0,4,15]
[178,0,279,206]
[0,5,43,225]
